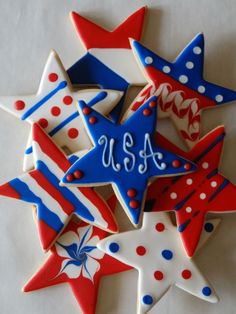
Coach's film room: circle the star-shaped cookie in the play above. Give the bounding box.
[123,34,236,147]
[0,123,118,251]
[98,212,219,314]
[0,50,122,171]
[23,196,131,314]
[67,7,147,121]
[61,96,196,226]
[146,126,236,257]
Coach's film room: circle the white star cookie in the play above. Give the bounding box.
[0,50,122,171]
[98,212,219,314]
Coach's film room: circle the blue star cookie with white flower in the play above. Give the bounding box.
[124,33,236,147]
[61,96,196,226]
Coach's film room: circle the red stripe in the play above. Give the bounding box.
[0,182,21,199]
[78,187,118,233]
[37,219,58,251]
[30,170,74,215]
[32,123,70,173]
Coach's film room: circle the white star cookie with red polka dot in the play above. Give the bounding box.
[0,50,123,171]
[98,212,219,314]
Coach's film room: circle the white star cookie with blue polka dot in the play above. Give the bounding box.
[0,50,123,171]
[98,212,219,314]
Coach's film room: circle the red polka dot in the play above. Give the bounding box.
[83,107,91,115]
[184,163,191,170]
[38,118,48,129]
[155,223,165,232]
[182,269,192,280]
[127,189,137,198]
[74,170,83,179]
[149,100,156,108]
[51,106,61,116]
[136,246,146,256]
[89,116,97,124]
[143,108,151,116]
[172,160,181,168]
[68,128,79,139]
[66,174,74,182]
[14,100,25,111]
[63,96,73,105]
[154,271,164,281]
[48,73,58,82]
[129,200,139,209]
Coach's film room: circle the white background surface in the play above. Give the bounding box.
[0,0,236,313]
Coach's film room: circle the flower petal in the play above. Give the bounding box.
[82,257,100,281]
[77,226,93,251]
[55,231,79,258]
[59,258,82,279]
[88,247,105,260]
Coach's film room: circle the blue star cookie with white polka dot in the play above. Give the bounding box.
[61,96,196,227]
[123,33,236,148]
[98,211,219,314]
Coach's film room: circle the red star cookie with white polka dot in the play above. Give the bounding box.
[98,211,219,314]
[146,126,236,257]
[23,196,131,314]
[0,50,122,171]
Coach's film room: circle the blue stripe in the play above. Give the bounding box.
[36,160,95,222]
[9,178,64,232]
[25,146,33,155]
[194,133,225,162]
[208,179,230,202]
[174,190,196,211]
[21,81,67,120]
[207,168,218,179]
[49,111,79,137]
[178,219,191,232]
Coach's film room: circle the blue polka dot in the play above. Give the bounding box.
[204,222,214,233]
[202,286,212,296]
[109,242,120,253]
[142,295,153,305]
[161,249,173,260]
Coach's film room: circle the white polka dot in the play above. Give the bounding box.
[211,181,217,187]
[158,153,163,159]
[198,85,205,93]
[202,162,209,169]
[193,46,202,54]
[145,56,153,64]
[179,75,188,84]
[163,65,171,73]
[215,94,223,102]
[170,192,177,199]
[186,206,192,213]
[200,193,206,200]
[186,178,193,185]
[186,61,194,69]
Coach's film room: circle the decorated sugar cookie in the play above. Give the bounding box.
[145,126,236,257]
[98,212,219,314]
[67,7,147,121]
[23,196,131,314]
[0,50,122,171]
[0,123,118,251]
[61,96,196,227]
[123,34,236,147]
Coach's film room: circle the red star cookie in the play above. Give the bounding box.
[146,126,236,257]
[23,196,131,314]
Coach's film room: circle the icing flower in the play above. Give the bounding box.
[55,226,104,281]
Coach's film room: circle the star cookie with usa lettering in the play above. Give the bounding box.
[61,96,196,227]
[98,212,219,314]
[0,50,122,171]
[67,7,147,121]
[23,196,131,314]
[123,34,236,147]
[0,123,118,251]
[146,126,236,257]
